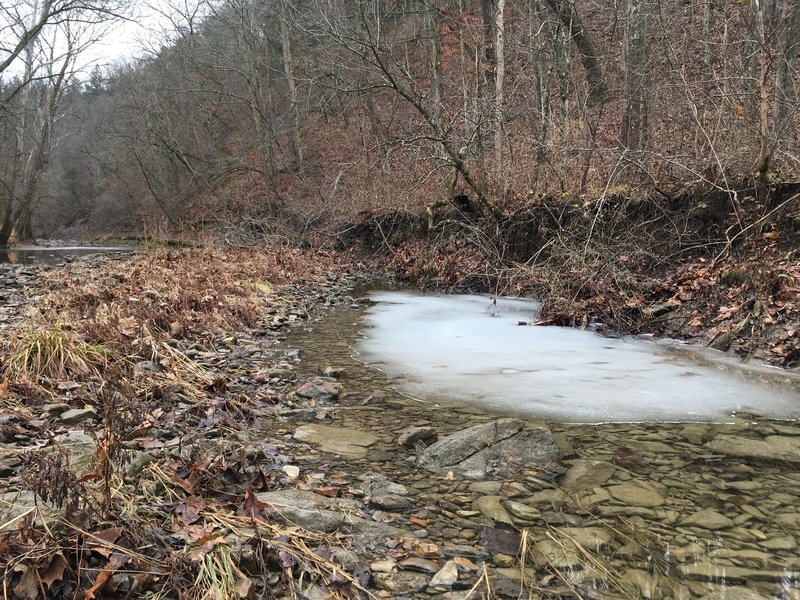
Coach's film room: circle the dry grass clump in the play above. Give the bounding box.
[5,325,110,382]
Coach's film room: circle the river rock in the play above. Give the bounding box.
[559,460,615,491]
[357,472,409,496]
[398,426,438,448]
[554,526,616,550]
[503,500,540,522]
[429,560,459,588]
[295,377,342,402]
[680,508,735,530]
[59,408,95,424]
[622,569,665,600]
[608,484,665,507]
[678,563,800,583]
[532,539,582,569]
[474,496,514,526]
[373,571,429,594]
[761,535,796,550]
[256,489,401,538]
[293,424,378,458]
[417,418,559,478]
[706,435,800,463]
[478,526,521,556]
[53,430,98,472]
[369,494,414,511]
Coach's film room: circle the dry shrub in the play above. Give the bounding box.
[5,325,110,382]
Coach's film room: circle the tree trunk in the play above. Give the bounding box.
[494,0,505,180]
[621,0,654,155]
[543,0,609,107]
[280,0,303,172]
[772,0,800,153]
[702,0,715,95]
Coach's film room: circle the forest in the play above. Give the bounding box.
[2,0,797,244]
[2,2,800,598]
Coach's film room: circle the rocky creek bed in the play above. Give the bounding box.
[1,251,800,599]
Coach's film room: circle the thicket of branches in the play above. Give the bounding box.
[1,0,798,243]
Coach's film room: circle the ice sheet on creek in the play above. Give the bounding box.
[355,291,800,423]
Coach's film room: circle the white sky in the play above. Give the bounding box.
[1,2,198,80]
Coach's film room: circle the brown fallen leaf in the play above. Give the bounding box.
[85,553,129,599]
[174,496,207,525]
[13,563,39,600]
[41,553,69,589]
[87,527,124,558]
[240,489,268,522]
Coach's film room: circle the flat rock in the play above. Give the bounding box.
[398,426,438,448]
[53,430,98,473]
[478,525,521,556]
[680,508,735,530]
[59,408,95,424]
[399,557,440,573]
[295,377,342,402]
[358,472,409,496]
[559,460,615,491]
[369,494,414,511]
[608,484,665,507]
[532,539,582,569]
[429,560,459,588]
[761,535,796,550]
[418,418,559,478]
[706,435,800,463]
[503,500,540,522]
[373,571,429,595]
[552,526,616,551]
[293,424,378,458]
[256,489,401,538]
[474,496,514,526]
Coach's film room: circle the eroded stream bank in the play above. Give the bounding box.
[1,249,799,599]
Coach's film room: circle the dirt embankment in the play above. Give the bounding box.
[346,185,800,369]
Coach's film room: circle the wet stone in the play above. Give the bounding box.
[373,571,429,595]
[706,435,800,463]
[558,459,615,491]
[398,426,438,448]
[680,508,735,530]
[293,423,378,458]
[607,483,665,507]
[296,377,342,402]
[369,494,414,511]
[474,496,514,526]
[417,418,559,478]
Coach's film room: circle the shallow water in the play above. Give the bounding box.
[286,296,800,599]
[356,291,800,424]
[0,246,132,265]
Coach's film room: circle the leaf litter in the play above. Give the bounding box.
[0,245,383,599]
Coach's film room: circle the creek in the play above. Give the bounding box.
[0,246,132,265]
[285,290,800,598]
[356,291,800,424]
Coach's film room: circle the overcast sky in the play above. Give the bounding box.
[1,2,192,79]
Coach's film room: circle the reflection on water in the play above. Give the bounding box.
[0,246,132,266]
[286,296,800,599]
[356,291,800,423]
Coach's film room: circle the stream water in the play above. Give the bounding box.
[0,246,132,265]
[287,291,800,599]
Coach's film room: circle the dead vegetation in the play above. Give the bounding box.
[0,244,378,599]
[379,191,800,368]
